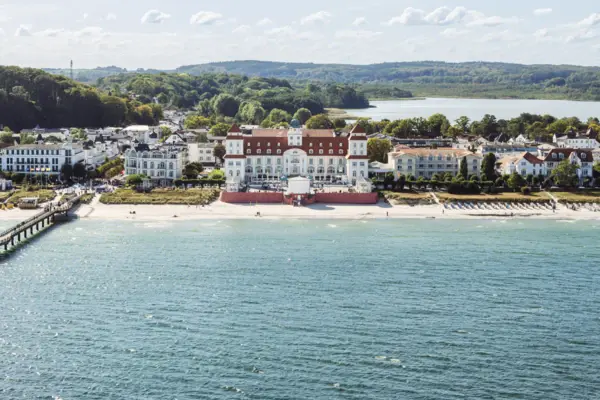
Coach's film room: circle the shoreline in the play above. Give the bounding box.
[3,200,598,223]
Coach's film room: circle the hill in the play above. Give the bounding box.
[0,66,162,132]
[174,61,600,101]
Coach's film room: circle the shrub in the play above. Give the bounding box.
[521,186,532,195]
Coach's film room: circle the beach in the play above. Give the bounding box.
[2,195,599,223]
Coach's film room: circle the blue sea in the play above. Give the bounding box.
[1,219,599,399]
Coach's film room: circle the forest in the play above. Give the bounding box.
[0,66,163,132]
[95,72,370,113]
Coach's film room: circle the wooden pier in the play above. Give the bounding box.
[0,193,84,255]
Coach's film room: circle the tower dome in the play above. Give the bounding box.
[290,119,301,129]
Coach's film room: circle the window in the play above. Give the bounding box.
[267,142,270,147]
[256,159,261,165]
[359,162,365,167]
[310,143,313,147]
[339,143,343,147]
[339,150,344,155]
[267,149,271,154]
[319,143,323,147]
[257,142,260,147]
[247,149,251,154]
[319,150,323,155]
[352,162,357,167]
[277,159,282,165]
[309,149,314,155]
[329,150,333,155]
[329,143,333,147]
[277,143,281,147]
[319,159,324,165]
[257,149,261,154]
[309,159,314,165]
[277,149,281,155]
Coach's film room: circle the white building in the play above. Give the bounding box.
[188,142,219,165]
[544,149,594,182]
[0,142,84,176]
[82,135,120,169]
[498,152,546,177]
[387,148,483,179]
[553,131,599,149]
[124,144,187,185]
[224,122,369,186]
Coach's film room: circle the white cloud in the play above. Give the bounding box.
[440,27,470,38]
[534,28,549,39]
[352,17,366,26]
[35,28,65,37]
[265,26,295,36]
[385,7,425,26]
[576,13,600,27]
[301,11,332,25]
[335,30,382,39]
[74,26,105,38]
[533,8,553,16]
[256,18,273,26]
[232,25,251,34]
[190,11,223,25]
[14,25,31,36]
[424,6,468,25]
[141,9,171,24]
[467,16,520,27]
[83,13,89,20]
[0,28,5,36]
[105,13,117,21]
[566,29,598,43]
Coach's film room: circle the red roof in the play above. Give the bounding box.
[544,148,594,162]
[350,124,366,134]
[242,136,348,156]
[224,154,246,159]
[521,152,544,165]
[228,124,241,133]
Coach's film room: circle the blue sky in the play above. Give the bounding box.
[0,0,598,69]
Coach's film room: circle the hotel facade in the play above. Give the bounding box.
[0,142,84,175]
[224,122,369,185]
[387,147,483,179]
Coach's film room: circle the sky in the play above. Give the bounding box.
[0,0,599,69]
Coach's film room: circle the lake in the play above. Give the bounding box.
[345,98,600,122]
[1,219,599,399]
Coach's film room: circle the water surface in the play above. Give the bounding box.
[1,219,599,399]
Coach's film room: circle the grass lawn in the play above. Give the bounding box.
[0,191,11,202]
[383,191,435,205]
[6,189,56,204]
[436,192,552,203]
[100,188,221,205]
[552,191,600,204]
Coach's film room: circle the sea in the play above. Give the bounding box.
[1,218,600,399]
[344,98,600,122]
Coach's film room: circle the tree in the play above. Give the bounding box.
[305,114,334,129]
[0,131,13,145]
[73,162,87,181]
[507,172,526,192]
[333,118,347,129]
[213,143,226,163]
[20,133,35,145]
[184,162,204,179]
[551,159,579,188]
[367,138,393,163]
[293,108,312,124]
[455,116,471,133]
[211,93,240,117]
[445,125,463,138]
[126,174,145,186]
[159,126,172,141]
[60,163,73,182]
[184,115,211,129]
[238,101,266,125]
[459,156,468,180]
[261,108,291,127]
[70,128,88,141]
[209,123,230,137]
[394,174,406,191]
[481,153,497,181]
[208,169,225,180]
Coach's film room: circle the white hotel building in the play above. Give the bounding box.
[124,144,187,185]
[224,121,369,186]
[0,142,84,175]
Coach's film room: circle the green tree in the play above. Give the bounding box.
[213,143,226,163]
[211,93,240,117]
[455,116,471,133]
[459,156,468,180]
[184,115,211,129]
[60,163,73,182]
[507,172,526,191]
[238,101,266,125]
[293,108,312,124]
[70,128,88,141]
[333,118,347,129]
[305,114,334,129]
[126,174,145,186]
[0,131,13,145]
[73,162,87,181]
[184,162,204,179]
[208,169,225,180]
[20,133,36,145]
[209,123,231,137]
[261,109,291,127]
[481,153,497,181]
[159,126,172,141]
[551,159,579,188]
[367,138,393,163]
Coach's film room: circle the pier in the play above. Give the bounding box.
[0,194,84,255]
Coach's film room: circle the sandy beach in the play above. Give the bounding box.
[2,195,600,223]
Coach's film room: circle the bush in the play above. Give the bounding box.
[126,174,145,186]
[521,186,532,195]
[448,182,481,195]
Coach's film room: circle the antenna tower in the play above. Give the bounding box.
[70,60,74,80]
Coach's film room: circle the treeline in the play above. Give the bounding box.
[95,72,369,114]
[175,61,600,101]
[0,66,163,132]
[355,113,600,142]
